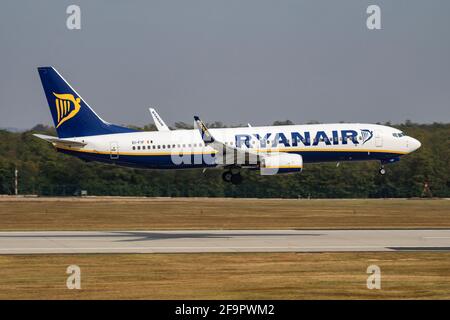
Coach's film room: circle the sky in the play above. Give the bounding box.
[0,0,449,130]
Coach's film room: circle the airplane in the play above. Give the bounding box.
[34,66,421,185]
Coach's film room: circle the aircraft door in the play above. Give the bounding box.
[374,131,383,147]
[110,142,119,160]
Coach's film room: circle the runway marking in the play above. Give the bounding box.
[423,237,450,239]
[1,229,449,253]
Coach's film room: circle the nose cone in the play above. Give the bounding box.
[409,137,421,152]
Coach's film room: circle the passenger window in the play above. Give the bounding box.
[132,146,136,150]
[152,146,155,149]
[137,146,141,150]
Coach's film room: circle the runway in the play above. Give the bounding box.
[0,229,450,254]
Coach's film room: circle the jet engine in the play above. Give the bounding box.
[260,153,303,175]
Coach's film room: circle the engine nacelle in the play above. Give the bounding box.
[260,153,303,175]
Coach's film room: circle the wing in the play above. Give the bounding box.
[193,116,260,167]
[33,134,87,147]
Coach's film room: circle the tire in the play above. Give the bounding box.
[222,171,233,182]
[379,168,386,175]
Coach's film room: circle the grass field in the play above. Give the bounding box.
[1,252,450,299]
[0,197,449,231]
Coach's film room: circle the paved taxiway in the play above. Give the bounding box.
[0,230,449,254]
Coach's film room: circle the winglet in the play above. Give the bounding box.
[149,108,170,131]
[194,116,215,144]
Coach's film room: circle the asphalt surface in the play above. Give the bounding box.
[0,229,450,254]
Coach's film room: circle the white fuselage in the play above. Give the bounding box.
[55,123,421,170]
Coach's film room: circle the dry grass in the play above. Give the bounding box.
[0,252,449,299]
[1,198,449,299]
[0,197,448,231]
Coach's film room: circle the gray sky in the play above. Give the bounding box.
[1,0,449,130]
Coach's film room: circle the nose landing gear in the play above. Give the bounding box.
[378,158,400,175]
[222,170,243,185]
[378,161,386,176]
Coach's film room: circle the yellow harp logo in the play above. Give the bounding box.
[53,93,81,128]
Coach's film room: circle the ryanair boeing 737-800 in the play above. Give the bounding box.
[34,67,421,184]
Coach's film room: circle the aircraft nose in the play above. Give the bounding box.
[409,137,421,152]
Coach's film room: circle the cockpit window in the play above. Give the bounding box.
[392,132,405,138]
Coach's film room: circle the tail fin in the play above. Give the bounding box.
[37,66,136,138]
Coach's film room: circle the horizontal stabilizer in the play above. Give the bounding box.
[33,134,87,147]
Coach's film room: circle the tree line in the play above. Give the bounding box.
[0,121,448,198]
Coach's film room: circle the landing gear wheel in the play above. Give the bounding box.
[222,171,233,182]
[231,173,243,185]
[379,167,386,175]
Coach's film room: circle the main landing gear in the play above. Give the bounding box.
[222,170,243,185]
